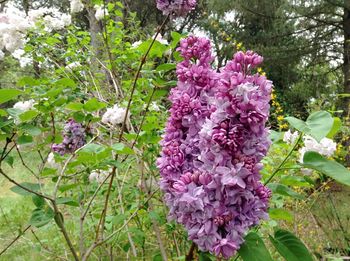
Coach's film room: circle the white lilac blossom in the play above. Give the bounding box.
[150,102,161,111]
[299,135,337,163]
[0,5,71,58]
[89,169,111,183]
[131,40,142,48]
[13,99,35,111]
[12,49,32,67]
[101,104,128,126]
[70,0,84,13]
[157,36,272,258]
[153,33,168,45]
[283,129,299,145]
[94,5,108,21]
[66,61,82,70]
[47,152,60,169]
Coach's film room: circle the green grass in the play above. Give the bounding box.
[0,150,70,260]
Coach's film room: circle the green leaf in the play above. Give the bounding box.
[41,167,57,177]
[269,208,293,221]
[83,98,106,112]
[269,130,282,143]
[170,31,184,49]
[56,197,79,207]
[79,143,106,154]
[111,143,134,154]
[156,63,176,72]
[58,183,79,192]
[306,111,333,142]
[29,207,54,227]
[55,78,76,88]
[0,89,22,104]
[303,151,350,186]
[327,117,342,138]
[19,110,39,122]
[285,117,309,133]
[267,183,304,199]
[285,111,333,142]
[4,155,14,168]
[238,232,273,261]
[198,252,213,261]
[0,109,8,116]
[20,124,41,136]
[10,182,41,196]
[32,195,46,208]
[269,229,313,261]
[66,102,84,111]
[17,134,33,145]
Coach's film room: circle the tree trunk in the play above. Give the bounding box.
[344,4,350,113]
[343,2,350,166]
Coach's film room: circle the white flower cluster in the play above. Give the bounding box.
[283,129,299,145]
[89,169,111,183]
[47,152,60,169]
[94,5,108,21]
[70,0,84,13]
[13,99,35,111]
[0,4,71,60]
[299,135,337,163]
[154,33,168,45]
[102,104,128,126]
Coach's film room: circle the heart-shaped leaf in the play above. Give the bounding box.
[303,151,350,186]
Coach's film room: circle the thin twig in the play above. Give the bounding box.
[185,242,197,261]
[264,133,303,185]
[14,141,39,178]
[82,189,159,261]
[94,14,169,243]
[0,225,31,256]
[0,168,53,201]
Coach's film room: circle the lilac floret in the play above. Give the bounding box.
[52,119,86,155]
[156,0,197,17]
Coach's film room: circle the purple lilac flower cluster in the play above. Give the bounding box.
[157,36,273,258]
[52,119,86,155]
[156,0,196,17]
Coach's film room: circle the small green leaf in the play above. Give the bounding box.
[17,134,33,144]
[32,195,46,208]
[238,232,273,261]
[79,143,105,154]
[111,143,134,155]
[198,251,213,261]
[303,151,350,186]
[20,124,41,136]
[10,182,41,196]
[29,207,54,227]
[58,183,79,192]
[0,89,22,104]
[19,110,39,122]
[269,229,313,261]
[269,208,293,221]
[267,183,304,199]
[327,117,342,138]
[56,197,79,207]
[66,102,84,111]
[4,155,14,168]
[156,63,176,72]
[83,98,106,112]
